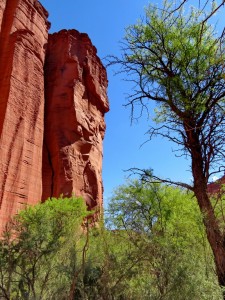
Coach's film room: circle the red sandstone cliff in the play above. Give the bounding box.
[0,0,49,232]
[42,30,109,211]
[208,176,225,195]
[0,0,109,232]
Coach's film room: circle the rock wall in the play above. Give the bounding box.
[0,0,108,233]
[42,30,109,212]
[208,176,225,195]
[0,0,49,232]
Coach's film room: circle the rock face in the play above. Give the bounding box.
[42,30,109,211]
[208,176,225,195]
[0,0,49,232]
[0,1,108,233]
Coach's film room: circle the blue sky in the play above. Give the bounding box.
[39,0,220,206]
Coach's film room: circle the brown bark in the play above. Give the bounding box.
[193,176,225,288]
[187,128,225,296]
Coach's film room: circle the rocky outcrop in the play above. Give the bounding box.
[42,30,109,211]
[0,1,108,233]
[0,0,49,232]
[208,176,225,195]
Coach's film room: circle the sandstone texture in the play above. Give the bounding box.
[0,1,108,233]
[0,0,49,232]
[42,30,109,211]
[0,0,6,28]
[208,176,225,195]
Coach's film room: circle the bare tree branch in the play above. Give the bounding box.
[127,168,194,191]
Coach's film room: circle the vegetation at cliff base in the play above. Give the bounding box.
[0,188,223,299]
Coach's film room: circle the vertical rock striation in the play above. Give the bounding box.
[0,0,49,232]
[42,30,109,214]
[0,1,109,232]
[0,0,6,28]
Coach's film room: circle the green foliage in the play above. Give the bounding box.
[0,196,90,299]
[124,0,225,117]
[0,190,223,299]
[106,180,223,299]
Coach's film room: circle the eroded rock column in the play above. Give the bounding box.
[0,0,49,232]
[42,30,109,213]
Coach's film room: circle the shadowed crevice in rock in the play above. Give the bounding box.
[42,140,54,200]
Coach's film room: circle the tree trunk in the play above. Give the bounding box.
[191,150,225,297]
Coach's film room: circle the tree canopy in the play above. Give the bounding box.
[111,0,225,183]
[106,180,222,299]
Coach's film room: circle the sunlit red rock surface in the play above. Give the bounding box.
[0,0,49,233]
[42,29,109,211]
[207,176,225,195]
[0,0,109,233]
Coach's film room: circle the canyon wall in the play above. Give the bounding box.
[0,0,49,232]
[0,0,108,232]
[42,30,109,211]
[208,176,225,194]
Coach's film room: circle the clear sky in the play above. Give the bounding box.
[38,0,221,206]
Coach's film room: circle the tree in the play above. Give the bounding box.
[109,0,225,293]
[0,196,90,299]
[106,180,222,299]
